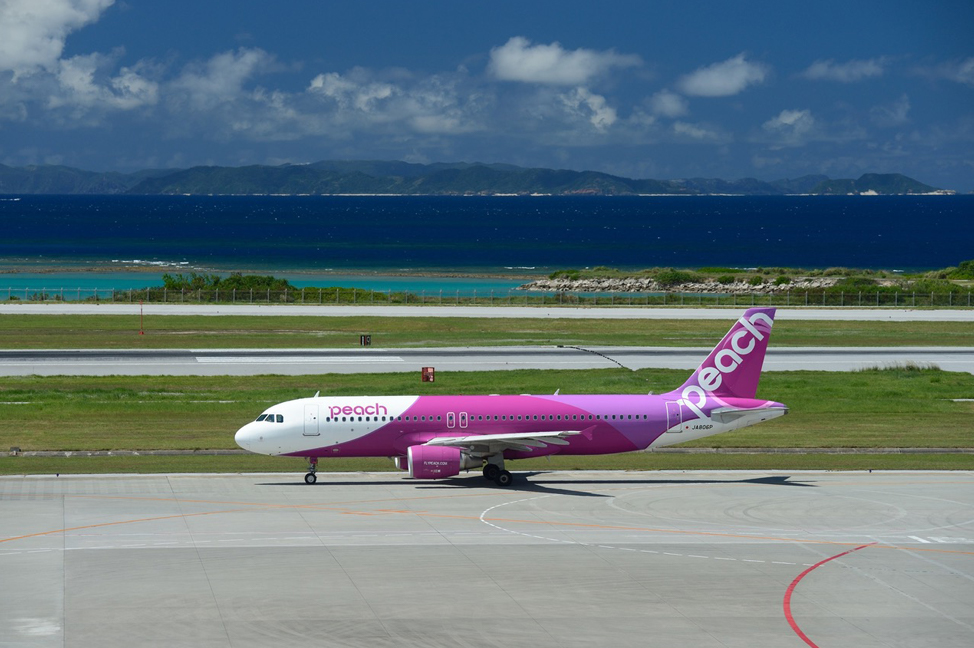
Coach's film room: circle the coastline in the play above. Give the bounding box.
[0,259,543,280]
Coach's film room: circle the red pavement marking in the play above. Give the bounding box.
[782,542,876,647]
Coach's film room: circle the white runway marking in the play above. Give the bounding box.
[194,356,403,363]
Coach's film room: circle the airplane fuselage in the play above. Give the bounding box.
[235,392,785,460]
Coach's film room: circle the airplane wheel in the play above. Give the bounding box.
[483,464,501,481]
[304,472,317,485]
[495,471,513,487]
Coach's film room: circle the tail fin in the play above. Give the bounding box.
[676,307,776,400]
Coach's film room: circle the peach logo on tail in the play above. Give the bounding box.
[679,311,773,420]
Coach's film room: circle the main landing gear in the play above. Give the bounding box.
[482,459,513,487]
[304,457,318,484]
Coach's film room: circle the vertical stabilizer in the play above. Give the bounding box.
[675,308,776,400]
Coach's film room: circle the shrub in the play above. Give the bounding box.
[698,267,737,274]
[655,268,701,285]
[549,269,581,280]
[823,267,854,277]
[949,259,974,279]
[748,275,764,286]
[834,276,877,289]
[774,275,791,285]
[716,275,736,285]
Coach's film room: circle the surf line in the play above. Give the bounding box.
[782,542,876,648]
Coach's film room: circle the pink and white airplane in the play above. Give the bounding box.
[235,308,787,486]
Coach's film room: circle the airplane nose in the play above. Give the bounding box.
[235,422,257,451]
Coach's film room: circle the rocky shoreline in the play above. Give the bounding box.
[519,277,843,294]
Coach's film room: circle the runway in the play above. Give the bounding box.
[2,346,973,375]
[2,471,972,647]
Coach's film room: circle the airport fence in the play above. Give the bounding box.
[4,286,974,308]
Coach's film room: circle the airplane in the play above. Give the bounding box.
[234,307,787,486]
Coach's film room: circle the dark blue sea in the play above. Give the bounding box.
[0,194,971,291]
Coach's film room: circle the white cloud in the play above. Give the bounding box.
[170,48,271,112]
[0,0,156,122]
[402,76,483,135]
[649,89,688,118]
[871,94,910,127]
[560,87,617,132]
[677,53,769,97]
[0,0,115,78]
[918,57,974,87]
[764,109,814,133]
[308,70,396,112]
[802,58,886,82]
[673,121,718,140]
[762,109,815,145]
[488,36,640,85]
[305,68,487,137]
[49,53,158,111]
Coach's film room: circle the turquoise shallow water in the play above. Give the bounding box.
[0,271,529,296]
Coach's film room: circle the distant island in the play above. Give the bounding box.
[0,160,953,196]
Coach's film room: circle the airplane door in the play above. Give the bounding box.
[665,401,682,432]
[447,412,456,429]
[459,412,468,429]
[304,405,320,436]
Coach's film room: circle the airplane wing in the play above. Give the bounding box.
[424,430,583,454]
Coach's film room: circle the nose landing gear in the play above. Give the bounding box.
[304,457,318,484]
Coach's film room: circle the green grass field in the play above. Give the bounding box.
[0,314,972,349]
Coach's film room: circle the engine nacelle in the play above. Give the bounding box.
[407,445,478,479]
[392,456,408,471]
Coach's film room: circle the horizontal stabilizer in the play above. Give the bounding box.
[710,406,789,425]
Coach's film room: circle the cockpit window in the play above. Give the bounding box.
[256,414,268,422]
[276,414,284,423]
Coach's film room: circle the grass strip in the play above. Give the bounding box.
[0,314,972,349]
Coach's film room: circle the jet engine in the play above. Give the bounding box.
[407,445,479,479]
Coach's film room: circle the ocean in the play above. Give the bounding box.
[1,194,971,293]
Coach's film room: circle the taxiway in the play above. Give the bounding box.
[2,471,972,647]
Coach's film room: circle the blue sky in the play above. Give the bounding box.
[1,0,972,190]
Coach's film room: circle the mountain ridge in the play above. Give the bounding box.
[0,161,949,196]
